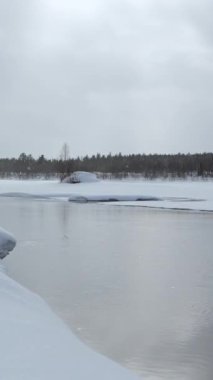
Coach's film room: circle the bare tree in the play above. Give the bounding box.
[59,143,70,179]
[60,143,70,161]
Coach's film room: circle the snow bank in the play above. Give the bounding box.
[0,227,16,259]
[0,265,140,380]
[69,194,159,202]
[0,178,213,211]
[62,171,98,183]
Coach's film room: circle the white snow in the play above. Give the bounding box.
[62,171,98,183]
[68,194,159,202]
[0,229,139,380]
[0,227,16,259]
[0,178,213,211]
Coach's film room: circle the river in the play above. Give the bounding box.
[2,197,213,379]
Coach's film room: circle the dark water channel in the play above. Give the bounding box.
[1,198,213,379]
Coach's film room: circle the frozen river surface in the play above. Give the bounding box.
[1,180,213,379]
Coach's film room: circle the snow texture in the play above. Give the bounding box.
[68,194,159,202]
[0,227,16,259]
[62,171,98,183]
[0,178,213,211]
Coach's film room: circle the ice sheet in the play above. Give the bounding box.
[0,178,212,211]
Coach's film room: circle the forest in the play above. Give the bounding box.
[0,152,213,179]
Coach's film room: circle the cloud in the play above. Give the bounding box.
[0,0,212,157]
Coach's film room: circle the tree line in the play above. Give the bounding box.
[0,152,213,178]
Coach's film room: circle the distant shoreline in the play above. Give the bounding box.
[0,152,213,179]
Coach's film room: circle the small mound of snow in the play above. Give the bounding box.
[69,194,160,203]
[62,171,98,184]
[0,227,16,259]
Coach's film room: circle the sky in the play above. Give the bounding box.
[1,0,213,158]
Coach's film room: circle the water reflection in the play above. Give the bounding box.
[1,198,213,379]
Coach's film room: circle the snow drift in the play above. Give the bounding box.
[62,171,98,183]
[0,227,16,259]
[69,194,159,202]
[0,178,212,211]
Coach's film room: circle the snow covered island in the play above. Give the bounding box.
[0,226,140,380]
[62,171,98,183]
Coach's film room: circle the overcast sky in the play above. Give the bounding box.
[1,0,213,158]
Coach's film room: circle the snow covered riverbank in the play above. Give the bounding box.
[0,178,213,211]
[0,227,140,379]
